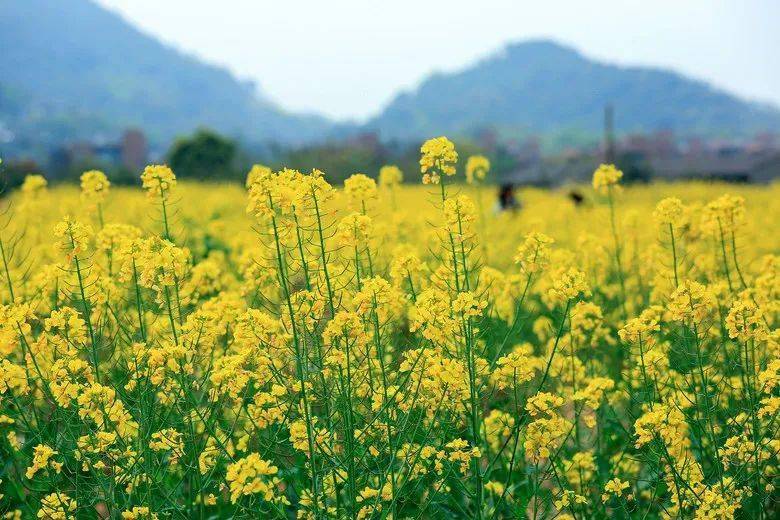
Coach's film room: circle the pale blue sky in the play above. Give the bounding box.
[96,0,779,121]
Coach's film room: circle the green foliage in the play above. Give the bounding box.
[168,129,237,181]
[0,159,43,194]
[617,151,653,184]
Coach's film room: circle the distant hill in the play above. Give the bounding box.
[2,3,779,160]
[367,40,780,144]
[0,0,332,157]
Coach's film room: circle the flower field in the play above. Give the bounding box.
[0,139,779,519]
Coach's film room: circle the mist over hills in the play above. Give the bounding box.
[1,0,779,159]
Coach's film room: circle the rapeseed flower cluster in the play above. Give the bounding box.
[0,139,777,519]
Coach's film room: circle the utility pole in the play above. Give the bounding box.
[604,104,615,163]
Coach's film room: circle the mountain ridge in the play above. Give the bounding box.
[367,39,780,142]
[2,1,778,158]
[0,0,332,156]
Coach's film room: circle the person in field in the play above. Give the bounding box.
[496,183,521,213]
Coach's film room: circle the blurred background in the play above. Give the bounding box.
[1,0,778,187]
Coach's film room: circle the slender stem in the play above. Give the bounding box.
[717,218,734,292]
[669,223,679,287]
[0,234,14,303]
[71,241,99,382]
[607,187,627,319]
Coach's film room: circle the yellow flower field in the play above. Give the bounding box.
[0,139,778,519]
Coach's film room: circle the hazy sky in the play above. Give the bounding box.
[96,0,778,121]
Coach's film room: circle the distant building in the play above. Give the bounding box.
[475,128,499,151]
[622,131,678,158]
[504,154,600,186]
[649,150,780,183]
[345,131,380,150]
[120,129,147,172]
[503,141,780,186]
[48,129,147,177]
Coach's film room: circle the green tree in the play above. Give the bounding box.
[0,158,44,194]
[168,129,237,180]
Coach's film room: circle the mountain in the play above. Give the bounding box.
[0,0,332,157]
[2,3,778,159]
[367,40,780,143]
